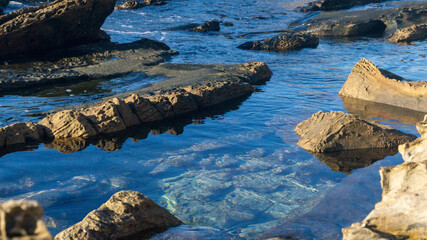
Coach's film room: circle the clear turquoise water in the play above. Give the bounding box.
[0,0,426,239]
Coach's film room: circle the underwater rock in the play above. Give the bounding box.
[340,58,427,112]
[0,200,52,240]
[295,111,415,153]
[115,0,165,10]
[296,0,387,12]
[191,20,220,32]
[238,32,319,52]
[388,23,427,44]
[0,0,116,58]
[54,190,183,240]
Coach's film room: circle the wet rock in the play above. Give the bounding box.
[340,58,427,112]
[297,0,387,12]
[115,0,165,10]
[388,23,427,44]
[0,122,45,147]
[223,22,234,27]
[54,190,183,240]
[0,200,52,240]
[44,138,89,153]
[191,20,220,32]
[0,0,116,58]
[238,32,319,52]
[295,111,416,153]
[39,110,98,139]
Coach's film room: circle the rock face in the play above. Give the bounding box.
[297,0,387,12]
[54,191,183,240]
[388,24,427,44]
[0,200,52,240]
[0,0,117,58]
[343,116,427,239]
[238,33,319,52]
[294,111,415,153]
[340,58,427,112]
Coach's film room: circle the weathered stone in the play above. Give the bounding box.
[295,111,416,153]
[110,98,140,128]
[339,58,427,112]
[39,110,98,139]
[81,100,127,134]
[296,0,387,12]
[123,94,164,123]
[191,20,220,32]
[114,0,165,10]
[54,190,183,240]
[0,200,52,240]
[238,33,319,52]
[145,95,175,119]
[388,24,427,44]
[162,90,198,115]
[0,123,45,147]
[0,0,117,58]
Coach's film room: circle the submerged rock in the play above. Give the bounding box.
[343,117,427,239]
[297,0,387,12]
[238,32,319,52]
[115,0,165,10]
[191,20,220,32]
[340,58,427,112]
[0,200,52,240]
[0,0,117,58]
[54,190,183,240]
[295,111,415,153]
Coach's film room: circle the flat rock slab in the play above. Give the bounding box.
[238,32,319,52]
[55,191,182,240]
[340,58,427,112]
[294,111,415,153]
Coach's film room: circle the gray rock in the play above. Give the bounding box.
[238,32,319,52]
[296,0,388,12]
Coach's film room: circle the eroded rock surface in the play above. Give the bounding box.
[0,200,52,240]
[295,111,415,153]
[0,0,116,58]
[297,0,387,12]
[54,191,182,240]
[388,23,427,44]
[115,0,165,10]
[340,58,427,112]
[238,32,319,52]
[343,117,427,239]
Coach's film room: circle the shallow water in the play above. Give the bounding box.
[0,0,426,239]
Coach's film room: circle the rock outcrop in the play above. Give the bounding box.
[55,191,183,240]
[343,116,427,239]
[191,20,220,32]
[340,58,427,113]
[294,111,415,153]
[388,23,427,44]
[238,32,319,52]
[0,200,52,240]
[0,0,117,58]
[0,123,46,148]
[115,0,165,10]
[296,0,387,12]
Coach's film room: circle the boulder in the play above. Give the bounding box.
[191,20,220,32]
[294,111,416,153]
[0,200,52,240]
[339,58,427,112]
[0,0,117,58]
[296,0,387,12]
[54,191,183,240]
[238,33,319,52]
[388,24,427,44]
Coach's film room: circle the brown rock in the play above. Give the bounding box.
[339,58,427,112]
[145,95,175,119]
[123,94,164,123]
[295,111,416,153]
[54,190,183,240]
[0,200,52,240]
[0,123,45,147]
[39,110,98,139]
[44,138,89,153]
[110,98,140,128]
[81,100,127,134]
[0,0,116,58]
[388,24,427,44]
[238,33,319,52]
[162,90,198,115]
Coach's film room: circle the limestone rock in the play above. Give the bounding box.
[110,98,140,128]
[191,20,220,32]
[295,111,416,153]
[123,94,164,123]
[145,95,175,119]
[39,110,98,139]
[388,24,427,44]
[81,100,127,134]
[238,33,319,52]
[0,0,117,58]
[0,123,45,147]
[0,200,52,240]
[297,0,387,12]
[162,90,198,115]
[339,58,427,112]
[54,190,183,240]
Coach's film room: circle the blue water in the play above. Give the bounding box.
[0,0,426,239]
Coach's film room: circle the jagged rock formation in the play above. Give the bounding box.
[54,191,182,240]
[388,23,427,44]
[295,111,415,153]
[0,200,52,240]
[0,0,117,58]
[340,58,427,112]
[238,32,319,52]
[296,0,387,12]
[343,116,427,239]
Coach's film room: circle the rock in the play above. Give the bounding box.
[39,110,98,139]
[238,33,319,52]
[54,190,183,240]
[162,90,198,115]
[388,23,427,44]
[114,0,165,10]
[0,122,45,147]
[0,200,52,240]
[223,22,234,27]
[339,58,427,112]
[294,111,416,153]
[0,0,117,58]
[81,99,127,134]
[191,20,220,32]
[123,94,164,123]
[110,98,140,128]
[297,0,387,12]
